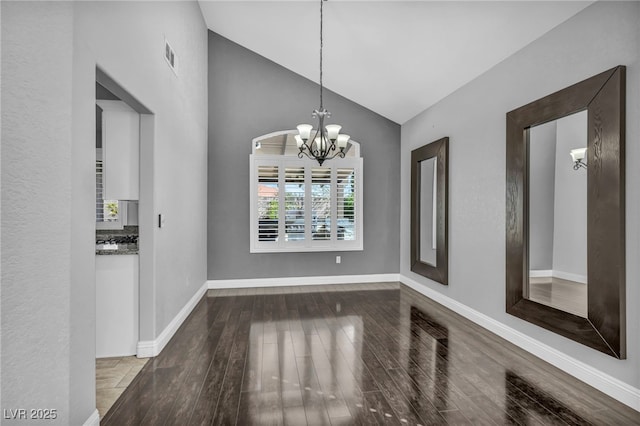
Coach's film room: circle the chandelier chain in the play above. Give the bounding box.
[296,0,349,166]
[319,0,324,110]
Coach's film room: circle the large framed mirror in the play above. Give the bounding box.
[411,137,449,285]
[506,66,626,358]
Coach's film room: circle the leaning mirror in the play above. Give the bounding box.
[411,137,448,285]
[506,66,625,358]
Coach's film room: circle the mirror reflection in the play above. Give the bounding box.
[419,158,437,266]
[528,110,587,317]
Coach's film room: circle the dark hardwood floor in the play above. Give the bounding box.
[102,283,640,425]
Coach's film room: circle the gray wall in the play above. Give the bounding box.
[401,1,639,389]
[529,121,557,271]
[2,1,208,424]
[2,3,74,422]
[73,0,209,342]
[208,32,400,280]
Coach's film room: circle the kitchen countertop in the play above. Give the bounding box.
[96,225,138,255]
[95,243,139,255]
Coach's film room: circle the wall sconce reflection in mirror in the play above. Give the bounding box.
[570,147,587,170]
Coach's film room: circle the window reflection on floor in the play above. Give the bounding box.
[244,315,363,424]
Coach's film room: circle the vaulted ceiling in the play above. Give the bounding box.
[198,1,592,124]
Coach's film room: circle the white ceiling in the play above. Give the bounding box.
[198,1,592,124]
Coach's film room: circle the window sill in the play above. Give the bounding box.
[250,243,363,254]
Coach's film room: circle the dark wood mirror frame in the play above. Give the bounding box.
[506,66,626,359]
[411,137,449,285]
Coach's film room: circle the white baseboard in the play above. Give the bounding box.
[136,281,208,358]
[529,269,552,277]
[529,269,587,284]
[83,409,100,426]
[553,270,588,284]
[399,274,640,412]
[207,273,400,289]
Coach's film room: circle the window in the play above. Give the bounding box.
[96,150,125,230]
[250,131,363,252]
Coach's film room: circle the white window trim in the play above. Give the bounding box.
[250,131,363,253]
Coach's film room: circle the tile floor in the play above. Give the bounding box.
[96,356,148,418]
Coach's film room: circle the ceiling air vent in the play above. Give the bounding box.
[164,38,177,75]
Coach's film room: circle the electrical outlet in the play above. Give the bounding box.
[336,255,341,264]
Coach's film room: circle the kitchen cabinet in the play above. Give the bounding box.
[96,254,139,358]
[96,100,139,200]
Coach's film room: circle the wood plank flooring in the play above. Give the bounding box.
[102,283,640,425]
[528,277,587,318]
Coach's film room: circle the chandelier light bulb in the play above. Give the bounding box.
[297,124,313,140]
[295,135,304,148]
[325,124,342,140]
[337,134,350,150]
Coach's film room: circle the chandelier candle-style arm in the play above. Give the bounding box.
[296,140,348,164]
[296,123,349,165]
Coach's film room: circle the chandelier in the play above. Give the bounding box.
[295,0,350,166]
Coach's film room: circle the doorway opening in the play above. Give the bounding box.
[94,67,154,418]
